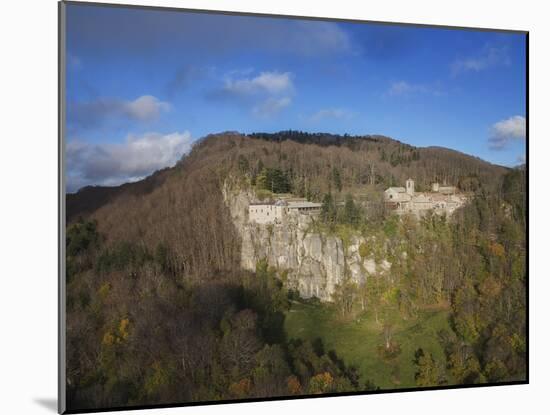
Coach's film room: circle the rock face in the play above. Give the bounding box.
[223,182,388,302]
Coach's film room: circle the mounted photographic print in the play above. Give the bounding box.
[59,1,528,413]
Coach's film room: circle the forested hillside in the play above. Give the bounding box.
[68,131,507,221]
[65,132,526,410]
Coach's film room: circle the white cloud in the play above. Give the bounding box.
[223,71,293,96]
[253,97,292,117]
[517,154,526,164]
[123,95,171,121]
[489,115,526,150]
[309,108,355,122]
[67,131,193,192]
[451,45,510,76]
[213,70,295,118]
[69,95,171,129]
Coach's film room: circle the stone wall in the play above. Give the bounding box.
[248,204,284,225]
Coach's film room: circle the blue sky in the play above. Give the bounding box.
[65,3,527,192]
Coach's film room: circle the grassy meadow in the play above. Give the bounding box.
[285,300,456,389]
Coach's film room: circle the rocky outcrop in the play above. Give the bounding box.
[223,182,389,302]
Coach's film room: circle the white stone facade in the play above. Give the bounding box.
[248,203,285,224]
[385,179,467,217]
[248,199,322,224]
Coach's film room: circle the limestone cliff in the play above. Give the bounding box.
[223,182,389,302]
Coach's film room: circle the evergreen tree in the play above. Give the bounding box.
[256,168,268,190]
[343,193,359,226]
[321,193,337,223]
[238,155,249,173]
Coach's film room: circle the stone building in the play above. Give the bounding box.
[384,178,467,217]
[248,199,322,224]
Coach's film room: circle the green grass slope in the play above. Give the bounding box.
[285,301,455,389]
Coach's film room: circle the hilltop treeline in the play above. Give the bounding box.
[65,132,525,409]
[245,130,507,193]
